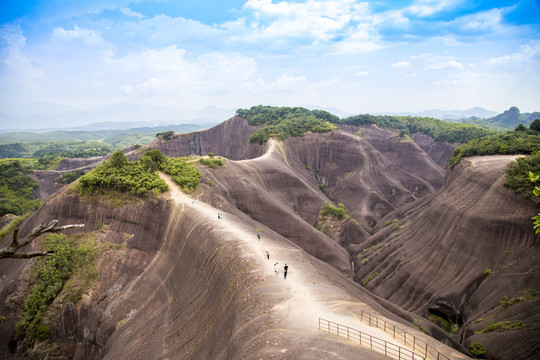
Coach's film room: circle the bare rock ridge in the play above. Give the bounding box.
[1,115,537,359]
[0,172,465,359]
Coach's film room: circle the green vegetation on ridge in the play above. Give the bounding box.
[449,128,540,168]
[236,105,339,144]
[77,149,202,197]
[0,160,42,216]
[236,105,495,145]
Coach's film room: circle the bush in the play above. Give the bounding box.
[320,203,349,219]
[504,152,540,197]
[78,151,168,196]
[199,157,225,168]
[162,157,202,191]
[469,342,487,358]
[156,131,175,140]
[56,170,85,185]
[449,131,540,168]
[16,234,76,344]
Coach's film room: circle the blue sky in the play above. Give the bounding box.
[1,0,539,126]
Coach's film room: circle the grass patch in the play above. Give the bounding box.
[362,272,378,285]
[199,157,225,168]
[0,213,29,242]
[499,289,540,310]
[475,320,530,334]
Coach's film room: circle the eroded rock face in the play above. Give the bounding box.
[351,156,540,359]
[145,116,266,160]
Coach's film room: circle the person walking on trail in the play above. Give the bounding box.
[283,264,288,280]
[264,250,270,260]
[257,231,261,240]
[274,262,279,275]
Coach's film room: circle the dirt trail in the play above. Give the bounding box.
[158,173,435,359]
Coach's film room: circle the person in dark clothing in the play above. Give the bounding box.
[257,231,261,240]
[283,264,288,279]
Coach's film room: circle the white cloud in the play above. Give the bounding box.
[119,7,145,19]
[406,0,464,17]
[354,71,368,77]
[425,59,464,70]
[51,25,103,44]
[488,41,540,65]
[238,0,377,52]
[457,8,503,32]
[393,61,410,68]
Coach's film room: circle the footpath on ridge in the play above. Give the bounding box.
[158,169,468,360]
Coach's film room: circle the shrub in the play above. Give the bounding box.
[156,131,175,140]
[162,157,202,191]
[469,342,487,358]
[78,150,168,196]
[199,157,225,168]
[56,170,85,185]
[504,152,540,197]
[321,203,349,219]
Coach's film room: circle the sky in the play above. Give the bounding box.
[1,0,539,127]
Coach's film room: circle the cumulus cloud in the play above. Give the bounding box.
[392,61,410,68]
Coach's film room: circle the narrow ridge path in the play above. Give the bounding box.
[158,172,427,359]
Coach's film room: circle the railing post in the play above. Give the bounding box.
[347,327,349,339]
[425,343,428,358]
[413,336,416,352]
[393,325,395,338]
[337,324,340,336]
[360,310,363,322]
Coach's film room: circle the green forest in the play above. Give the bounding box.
[236,105,496,145]
[237,106,339,144]
[0,160,43,216]
[449,127,540,168]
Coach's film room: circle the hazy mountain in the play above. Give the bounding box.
[375,107,498,120]
[0,103,233,132]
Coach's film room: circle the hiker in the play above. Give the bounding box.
[284,263,288,280]
[257,231,261,240]
[274,262,279,275]
[264,250,270,260]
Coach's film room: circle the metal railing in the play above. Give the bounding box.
[358,311,449,360]
[319,318,424,360]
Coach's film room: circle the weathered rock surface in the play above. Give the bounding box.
[352,155,539,359]
[4,116,537,359]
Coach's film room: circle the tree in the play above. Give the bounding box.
[0,220,84,259]
[530,172,540,234]
[107,151,129,168]
[530,119,540,132]
[514,124,527,131]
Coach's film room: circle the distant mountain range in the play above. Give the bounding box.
[1,103,538,135]
[374,107,499,120]
[0,103,232,133]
